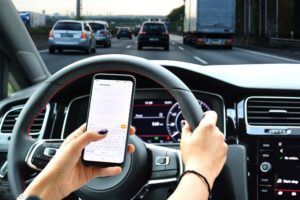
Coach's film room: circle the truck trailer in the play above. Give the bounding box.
[183,0,236,49]
[19,11,46,28]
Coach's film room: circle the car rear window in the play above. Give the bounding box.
[54,22,82,31]
[143,23,166,32]
[89,23,105,31]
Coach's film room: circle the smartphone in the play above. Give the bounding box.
[82,73,136,166]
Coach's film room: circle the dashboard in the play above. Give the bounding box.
[62,90,225,144]
[1,62,300,200]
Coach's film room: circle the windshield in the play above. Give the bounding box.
[12,0,300,74]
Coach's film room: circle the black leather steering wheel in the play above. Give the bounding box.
[8,54,203,199]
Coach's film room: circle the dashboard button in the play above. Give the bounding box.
[259,186,272,199]
[260,162,272,173]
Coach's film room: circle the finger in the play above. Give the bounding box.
[129,126,136,135]
[127,144,135,154]
[63,124,87,146]
[181,121,192,140]
[200,111,218,127]
[70,132,107,153]
[92,166,122,178]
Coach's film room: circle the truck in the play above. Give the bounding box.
[183,0,236,49]
[18,11,46,27]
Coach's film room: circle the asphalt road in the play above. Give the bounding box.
[40,35,300,74]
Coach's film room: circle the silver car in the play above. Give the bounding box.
[48,20,96,54]
[86,20,112,48]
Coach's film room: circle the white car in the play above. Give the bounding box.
[48,20,96,54]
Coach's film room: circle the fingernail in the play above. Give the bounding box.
[98,129,108,134]
[180,120,186,129]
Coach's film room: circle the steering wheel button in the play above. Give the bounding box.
[166,152,178,170]
[156,157,169,166]
[151,170,178,179]
[151,149,167,171]
[44,148,57,157]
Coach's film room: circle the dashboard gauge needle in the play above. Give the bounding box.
[171,131,180,138]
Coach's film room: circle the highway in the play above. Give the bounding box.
[40,35,300,74]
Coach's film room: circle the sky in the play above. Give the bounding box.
[12,0,184,16]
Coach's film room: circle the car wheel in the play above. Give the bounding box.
[48,47,55,54]
[58,49,63,54]
[138,44,143,50]
[91,47,96,53]
[164,45,170,51]
[117,36,120,39]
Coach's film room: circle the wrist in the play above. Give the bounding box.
[184,162,215,187]
[24,173,62,200]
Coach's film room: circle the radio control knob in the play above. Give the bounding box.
[260,162,272,173]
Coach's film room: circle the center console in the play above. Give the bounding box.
[243,97,300,200]
[258,139,300,199]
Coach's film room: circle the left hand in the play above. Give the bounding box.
[23,124,136,200]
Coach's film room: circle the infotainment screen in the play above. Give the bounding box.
[258,139,300,199]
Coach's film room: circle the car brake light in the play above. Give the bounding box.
[49,31,53,38]
[139,31,146,35]
[226,39,233,44]
[100,31,108,35]
[81,32,88,39]
[162,32,169,36]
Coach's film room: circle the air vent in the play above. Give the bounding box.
[0,105,49,135]
[246,97,300,126]
[0,107,21,133]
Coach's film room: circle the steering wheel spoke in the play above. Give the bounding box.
[146,144,183,184]
[25,139,63,171]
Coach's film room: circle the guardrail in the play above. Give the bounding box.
[269,38,300,51]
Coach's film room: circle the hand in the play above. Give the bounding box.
[23,124,136,200]
[180,111,227,187]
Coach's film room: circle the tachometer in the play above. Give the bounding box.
[166,100,211,142]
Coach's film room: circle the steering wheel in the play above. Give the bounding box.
[8,54,204,199]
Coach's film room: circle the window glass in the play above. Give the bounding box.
[143,23,166,32]
[89,23,105,31]
[54,22,82,31]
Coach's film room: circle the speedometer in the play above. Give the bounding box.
[166,100,211,142]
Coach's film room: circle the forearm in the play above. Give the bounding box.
[168,173,209,200]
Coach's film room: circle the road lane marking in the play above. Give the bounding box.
[194,56,208,65]
[178,46,184,51]
[126,45,132,49]
[235,48,300,63]
[39,49,48,53]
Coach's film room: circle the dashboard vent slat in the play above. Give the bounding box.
[246,98,300,127]
[0,106,49,134]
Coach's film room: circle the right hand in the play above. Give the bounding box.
[180,111,228,187]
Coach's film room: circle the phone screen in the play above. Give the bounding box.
[83,75,134,164]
